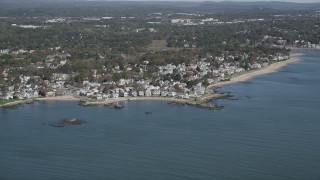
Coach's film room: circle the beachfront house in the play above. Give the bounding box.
[129,90,137,97]
[111,92,119,99]
[160,91,168,97]
[119,91,129,97]
[39,88,56,97]
[249,63,262,69]
[167,92,177,97]
[145,89,152,97]
[194,84,205,95]
[138,91,145,96]
[96,94,103,100]
[152,89,161,96]
[177,94,190,99]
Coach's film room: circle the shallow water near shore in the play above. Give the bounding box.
[1,50,320,179]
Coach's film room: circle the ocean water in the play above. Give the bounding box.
[1,50,320,179]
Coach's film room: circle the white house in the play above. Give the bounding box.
[138,91,145,96]
[119,91,129,97]
[130,90,137,97]
[145,89,152,97]
[152,89,161,96]
[96,94,103,100]
[167,92,177,97]
[111,93,119,99]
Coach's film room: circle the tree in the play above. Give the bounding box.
[0,80,8,96]
[202,79,210,87]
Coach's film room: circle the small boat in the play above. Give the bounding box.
[114,103,124,109]
[145,112,152,115]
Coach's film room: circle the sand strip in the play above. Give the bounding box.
[210,53,302,88]
[87,97,188,105]
[37,95,79,101]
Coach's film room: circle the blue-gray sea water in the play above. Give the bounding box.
[1,50,320,179]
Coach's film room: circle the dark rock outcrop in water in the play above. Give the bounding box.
[113,103,124,109]
[49,118,86,128]
[79,100,90,106]
[168,100,224,111]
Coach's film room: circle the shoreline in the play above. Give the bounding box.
[67,52,303,106]
[209,52,302,88]
[0,100,27,108]
[84,93,229,106]
[86,97,188,105]
[1,52,303,108]
[37,95,79,101]
[289,47,320,51]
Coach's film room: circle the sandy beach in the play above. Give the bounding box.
[0,52,302,107]
[210,53,303,88]
[87,96,188,105]
[37,95,79,101]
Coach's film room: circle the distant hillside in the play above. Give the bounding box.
[0,0,320,17]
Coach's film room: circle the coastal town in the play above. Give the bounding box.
[0,1,319,107]
[2,1,320,180]
[0,46,299,108]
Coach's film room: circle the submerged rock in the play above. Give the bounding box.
[168,100,224,111]
[26,99,36,104]
[113,103,124,109]
[79,101,89,106]
[167,101,186,106]
[49,118,86,128]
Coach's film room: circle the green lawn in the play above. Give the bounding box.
[0,99,20,106]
